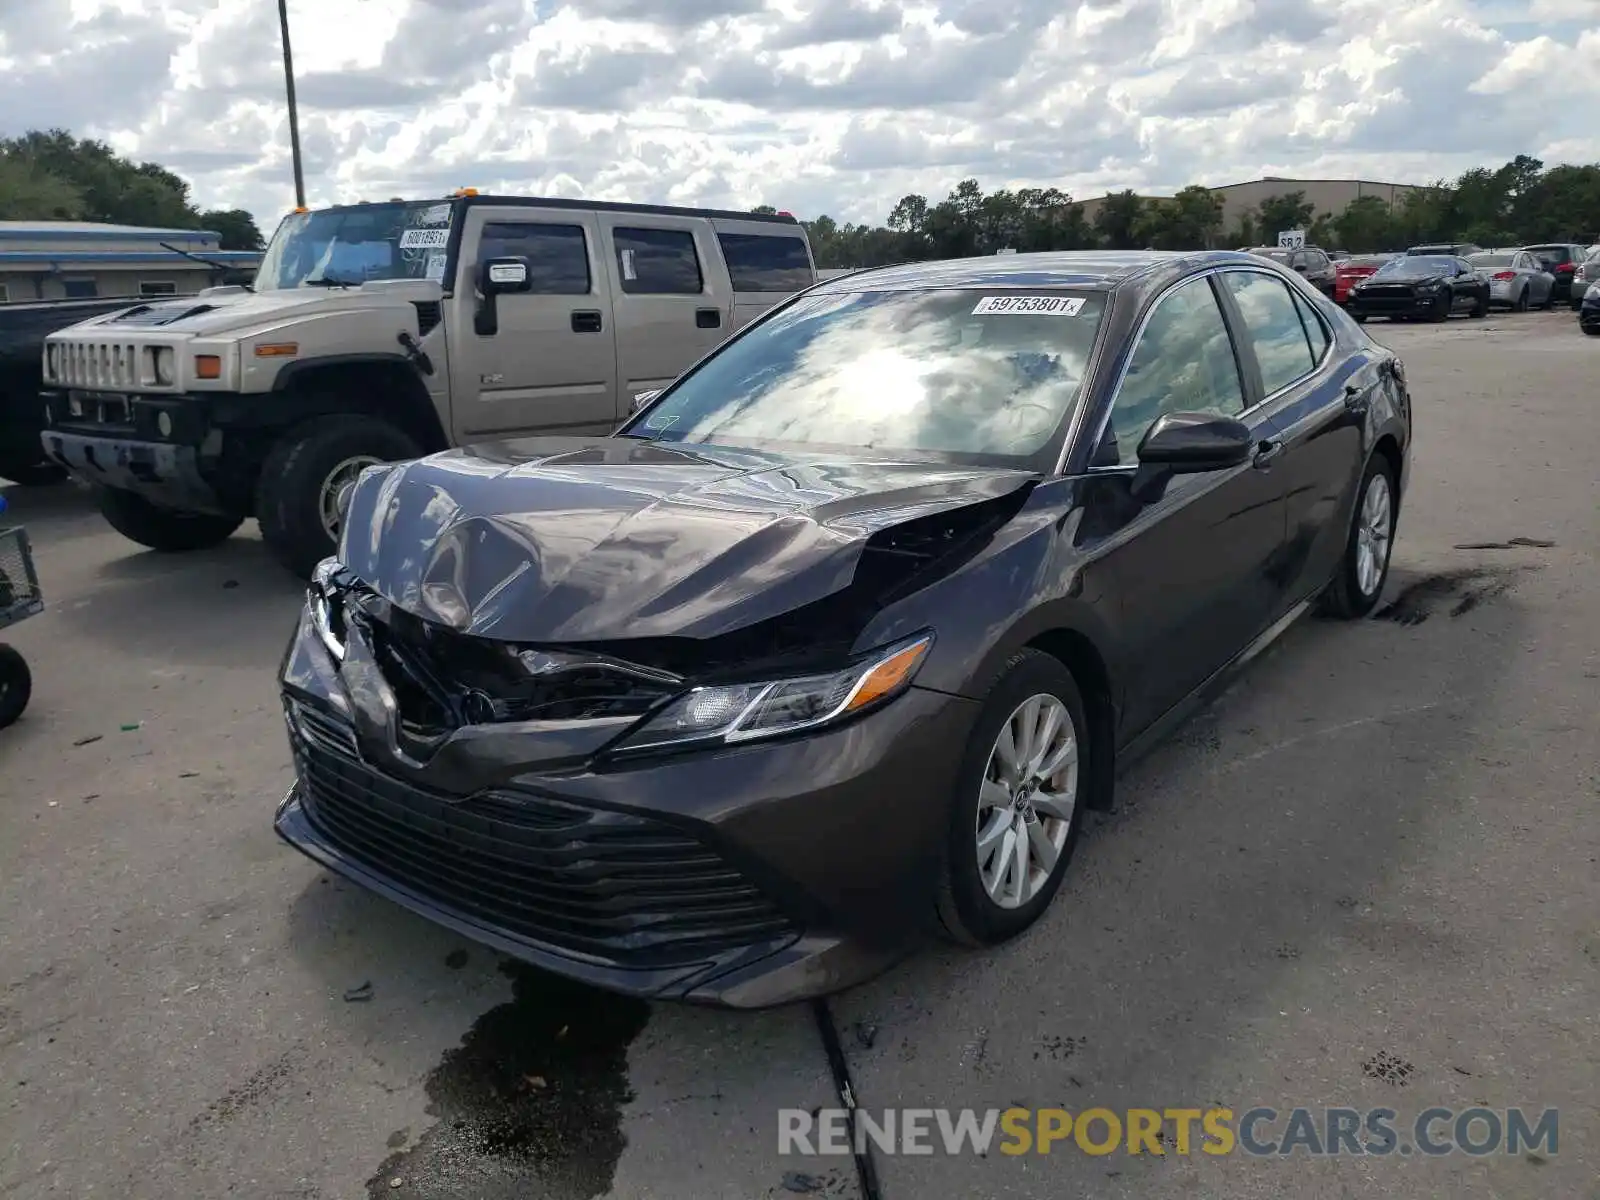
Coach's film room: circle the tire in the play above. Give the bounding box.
[935,649,1088,947]
[1,462,68,487]
[255,414,421,580]
[1515,287,1530,313]
[1319,454,1398,620]
[97,487,243,553]
[1470,293,1488,318]
[1583,326,1600,337]
[1429,291,1451,322]
[0,644,32,729]
[1353,313,1368,324]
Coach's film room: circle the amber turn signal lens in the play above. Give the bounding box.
[845,638,932,713]
[194,355,222,379]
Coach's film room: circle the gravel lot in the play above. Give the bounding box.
[1,309,1595,1200]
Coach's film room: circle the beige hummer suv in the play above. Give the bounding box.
[39,193,816,577]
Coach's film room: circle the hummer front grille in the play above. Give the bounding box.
[48,339,171,391]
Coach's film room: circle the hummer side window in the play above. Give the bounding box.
[613,228,703,295]
[478,223,590,294]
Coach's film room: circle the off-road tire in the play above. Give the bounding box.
[0,644,33,729]
[98,487,243,553]
[935,649,1088,947]
[1319,454,1398,620]
[256,414,421,580]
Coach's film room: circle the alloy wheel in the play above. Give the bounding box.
[1355,472,1393,598]
[975,693,1078,909]
[318,455,381,541]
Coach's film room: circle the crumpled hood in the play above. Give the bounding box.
[338,437,1036,642]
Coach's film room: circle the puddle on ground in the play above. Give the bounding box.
[368,961,651,1200]
[1374,565,1535,627]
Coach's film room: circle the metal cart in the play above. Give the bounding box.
[0,492,43,729]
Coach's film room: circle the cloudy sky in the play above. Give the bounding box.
[2,0,1597,234]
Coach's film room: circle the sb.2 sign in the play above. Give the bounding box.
[1277,230,1306,250]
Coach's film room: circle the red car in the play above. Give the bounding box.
[1335,254,1398,304]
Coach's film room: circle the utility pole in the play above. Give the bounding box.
[277,0,307,209]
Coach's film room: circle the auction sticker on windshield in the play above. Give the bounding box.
[400,228,450,250]
[972,295,1087,316]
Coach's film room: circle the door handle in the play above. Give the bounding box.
[571,310,603,333]
[695,308,722,329]
[1252,438,1284,469]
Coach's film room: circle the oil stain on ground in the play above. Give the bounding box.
[368,960,650,1200]
[1374,565,1534,627]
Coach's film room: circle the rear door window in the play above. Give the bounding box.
[1221,270,1316,395]
[1291,291,1330,361]
[479,222,590,294]
[717,233,813,292]
[613,227,704,295]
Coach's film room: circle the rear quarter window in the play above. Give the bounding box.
[718,233,813,292]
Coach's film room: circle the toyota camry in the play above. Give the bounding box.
[275,250,1412,1007]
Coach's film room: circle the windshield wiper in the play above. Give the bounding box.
[161,241,253,291]
[302,275,360,288]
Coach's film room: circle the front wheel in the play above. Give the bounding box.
[936,650,1088,947]
[256,414,422,580]
[98,487,243,553]
[1470,293,1488,317]
[1429,292,1452,322]
[0,644,33,729]
[1352,312,1368,324]
[1319,455,1397,620]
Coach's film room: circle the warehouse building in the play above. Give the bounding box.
[1076,176,1430,231]
[0,222,261,303]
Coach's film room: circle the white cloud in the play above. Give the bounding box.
[1,0,1597,232]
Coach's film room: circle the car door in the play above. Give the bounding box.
[593,215,733,400]
[447,207,620,439]
[1083,273,1290,736]
[1218,268,1363,607]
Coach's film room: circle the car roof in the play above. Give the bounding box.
[810,249,1260,293]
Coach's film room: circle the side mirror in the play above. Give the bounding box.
[473,256,530,336]
[630,389,662,415]
[1132,412,1254,500]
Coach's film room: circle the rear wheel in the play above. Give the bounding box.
[936,650,1087,947]
[0,644,30,729]
[1515,287,1530,313]
[1430,291,1452,322]
[255,414,421,580]
[98,487,243,553]
[1470,292,1488,317]
[1320,454,1397,619]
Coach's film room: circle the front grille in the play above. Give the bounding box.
[288,707,795,967]
[1358,285,1414,300]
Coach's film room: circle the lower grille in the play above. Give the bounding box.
[287,707,795,967]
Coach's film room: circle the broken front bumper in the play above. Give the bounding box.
[273,603,981,1008]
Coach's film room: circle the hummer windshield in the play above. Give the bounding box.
[254,199,457,291]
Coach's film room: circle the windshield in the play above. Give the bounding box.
[1346,255,1393,269]
[621,288,1107,466]
[1376,256,1455,278]
[254,200,456,291]
[1469,253,1513,268]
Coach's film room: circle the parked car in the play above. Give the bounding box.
[1406,242,1484,257]
[1334,253,1398,304]
[1348,255,1490,322]
[1577,281,1600,335]
[1566,246,1600,304]
[40,194,817,577]
[1245,245,1337,299]
[274,250,1412,1006]
[1465,250,1555,311]
[1520,243,1589,305]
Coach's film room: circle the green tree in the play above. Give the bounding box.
[1254,192,1316,241]
[198,208,265,251]
[1094,189,1145,249]
[885,194,929,233]
[749,204,778,215]
[1332,195,1395,253]
[1,130,202,228]
[0,155,85,219]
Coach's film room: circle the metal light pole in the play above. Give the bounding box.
[277,0,307,209]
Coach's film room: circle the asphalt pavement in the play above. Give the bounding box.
[1,308,1595,1199]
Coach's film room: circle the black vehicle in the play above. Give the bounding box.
[1577,283,1600,335]
[0,296,172,485]
[1406,242,1483,257]
[275,250,1412,1007]
[1521,243,1590,306]
[1245,245,1337,299]
[1347,255,1490,323]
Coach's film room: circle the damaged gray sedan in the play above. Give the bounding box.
[275,251,1412,1007]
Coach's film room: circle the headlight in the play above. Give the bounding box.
[1416,281,1441,292]
[153,347,176,386]
[45,344,58,379]
[613,633,934,754]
